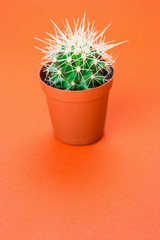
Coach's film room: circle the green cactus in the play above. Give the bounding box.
[35,14,127,90]
[43,45,113,90]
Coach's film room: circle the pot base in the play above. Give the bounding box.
[55,133,103,146]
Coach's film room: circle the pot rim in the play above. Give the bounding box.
[38,63,114,94]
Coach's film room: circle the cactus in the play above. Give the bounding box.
[35,14,127,90]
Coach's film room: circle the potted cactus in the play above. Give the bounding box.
[35,14,127,145]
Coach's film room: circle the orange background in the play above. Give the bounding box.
[0,0,160,239]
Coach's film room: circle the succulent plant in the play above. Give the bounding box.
[35,14,127,90]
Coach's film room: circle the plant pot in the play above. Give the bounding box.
[39,65,113,145]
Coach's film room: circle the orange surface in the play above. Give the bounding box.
[0,0,160,239]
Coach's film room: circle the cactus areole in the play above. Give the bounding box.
[35,14,127,91]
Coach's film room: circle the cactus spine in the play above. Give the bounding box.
[35,14,127,90]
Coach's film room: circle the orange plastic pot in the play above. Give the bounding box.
[39,66,113,145]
